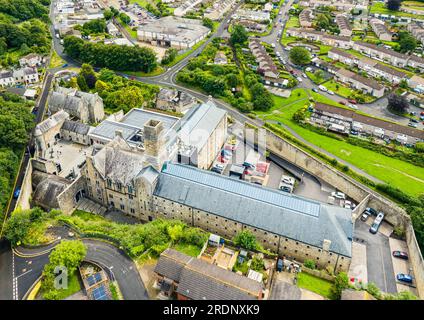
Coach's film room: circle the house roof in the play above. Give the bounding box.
[354,41,406,60]
[329,48,354,59]
[35,110,69,135]
[373,63,407,78]
[155,249,263,300]
[315,103,424,140]
[154,163,353,257]
[62,120,91,135]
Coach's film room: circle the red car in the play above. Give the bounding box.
[392,251,409,260]
[421,111,424,116]
[348,99,357,104]
[224,145,236,151]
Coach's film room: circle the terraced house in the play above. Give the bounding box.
[286,28,352,49]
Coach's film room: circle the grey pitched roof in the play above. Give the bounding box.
[35,110,69,135]
[49,91,84,117]
[92,136,145,185]
[155,249,263,300]
[0,71,13,79]
[154,248,193,282]
[62,120,91,135]
[154,163,353,257]
[178,101,227,150]
[32,171,71,209]
[177,258,263,300]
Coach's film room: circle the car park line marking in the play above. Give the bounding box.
[379,243,388,293]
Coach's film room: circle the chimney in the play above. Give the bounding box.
[115,129,123,139]
[144,119,164,158]
[322,239,332,252]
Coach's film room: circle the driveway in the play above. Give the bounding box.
[354,219,397,293]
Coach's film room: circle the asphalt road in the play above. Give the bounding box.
[354,219,397,294]
[12,237,149,300]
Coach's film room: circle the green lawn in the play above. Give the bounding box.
[306,71,326,84]
[165,39,207,68]
[49,50,65,69]
[297,273,334,299]
[125,66,164,77]
[369,2,424,18]
[43,271,81,300]
[323,79,354,97]
[172,243,203,257]
[254,90,424,197]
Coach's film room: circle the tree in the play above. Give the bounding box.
[230,24,248,45]
[80,63,97,89]
[314,69,324,83]
[105,85,145,112]
[250,256,265,271]
[330,272,349,300]
[3,210,31,245]
[225,73,240,88]
[81,18,106,35]
[76,74,89,92]
[103,9,113,20]
[387,93,409,114]
[303,259,316,269]
[202,17,214,29]
[161,48,178,65]
[41,240,87,300]
[289,47,311,65]
[386,0,402,11]
[119,12,131,25]
[233,230,259,250]
[399,33,417,53]
[315,13,331,30]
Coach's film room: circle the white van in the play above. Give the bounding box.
[318,85,327,92]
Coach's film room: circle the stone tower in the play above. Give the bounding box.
[143,119,166,170]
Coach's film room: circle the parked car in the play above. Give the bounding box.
[348,99,357,104]
[280,185,292,193]
[420,111,424,116]
[408,122,418,128]
[392,251,409,260]
[369,212,384,234]
[339,101,346,105]
[348,103,358,110]
[360,212,369,221]
[396,274,413,284]
[312,88,319,93]
[13,188,21,199]
[271,43,276,48]
[327,90,334,95]
[331,191,346,199]
[409,111,416,116]
[281,175,295,186]
[297,76,303,82]
[369,222,379,234]
[365,207,378,216]
[410,118,419,123]
[318,85,327,92]
[302,73,307,78]
[350,130,359,135]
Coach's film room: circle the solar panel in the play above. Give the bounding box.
[92,285,108,300]
[94,272,102,283]
[163,163,321,217]
[86,275,96,286]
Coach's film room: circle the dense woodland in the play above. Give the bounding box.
[0,0,51,66]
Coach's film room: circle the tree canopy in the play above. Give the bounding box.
[230,24,248,45]
[387,93,409,114]
[289,46,311,65]
[386,0,402,11]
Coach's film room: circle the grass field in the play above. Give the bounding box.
[172,243,203,257]
[297,273,333,299]
[369,2,424,18]
[322,79,354,97]
[42,272,81,300]
[49,50,65,69]
[254,89,424,197]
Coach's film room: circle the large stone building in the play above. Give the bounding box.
[48,87,105,124]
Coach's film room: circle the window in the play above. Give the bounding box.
[109,194,113,198]
[128,185,134,194]
[130,208,135,214]
[129,195,134,200]
[316,257,319,260]
[341,257,344,260]
[296,242,299,245]
[107,179,112,188]
[120,204,125,210]
[116,182,122,191]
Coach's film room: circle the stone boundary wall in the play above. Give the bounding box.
[16,160,33,211]
[246,128,424,297]
[57,176,86,215]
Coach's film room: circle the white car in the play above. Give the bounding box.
[281,175,295,186]
[327,90,334,95]
[302,73,307,78]
[276,51,281,57]
[55,33,60,39]
[318,85,327,92]
[297,77,303,82]
[348,104,358,110]
[331,191,346,200]
[271,43,276,48]
[305,67,312,72]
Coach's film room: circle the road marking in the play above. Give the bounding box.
[16,269,33,280]
[379,239,388,292]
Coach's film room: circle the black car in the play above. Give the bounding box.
[365,207,378,216]
[392,251,409,260]
[312,88,319,93]
[410,118,419,123]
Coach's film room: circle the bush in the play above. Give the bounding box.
[233,230,260,251]
[250,256,265,271]
[366,282,382,299]
[304,259,316,270]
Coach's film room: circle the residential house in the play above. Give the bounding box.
[238,20,267,33]
[353,42,409,67]
[234,9,271,22]
[408,55,424,72]
[333,67,385,97]
[106,21,119,36]
[286,28,353,49]
[156,88,197,113]
[154,248,264,300]
[312,102,424,144]
[13,67,39,85]
[369,19,392,41]
[328,48,408,84]
[0,70,15,87]
[204,0,237,21]
[408,75,424,94]
[299,9,313,28]
[19,53,44,68]
[249,39,280,79]
[214,51,228,65]
[336,14,352,37]
[407,22,424,44]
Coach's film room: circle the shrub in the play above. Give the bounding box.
[233,230,260,251]
[304,259,316,270]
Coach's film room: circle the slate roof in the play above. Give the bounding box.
[154,248,193,282]
[32,171,71,209]
[354,41,407,60]
[178,101,227,151]
[35,110,69,135]
[0,71,13,79]
[92,136,145,185]
[89,120,139,141]
[315,103,424,140]
[155,249,263,300]
[62,120,91,135]
[154,163,353,257]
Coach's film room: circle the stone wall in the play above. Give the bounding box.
[16,160,33,211]
[57,175,86,215]
[251,127,424,297]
